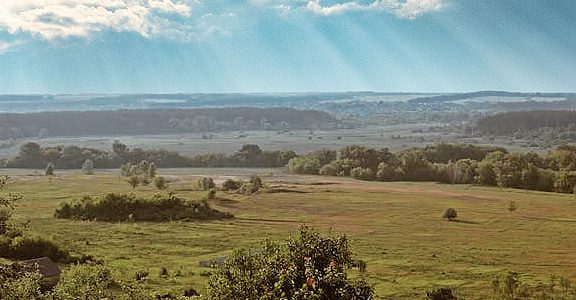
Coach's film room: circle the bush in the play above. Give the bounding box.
[442,208,458,221]
[319,164,339,176]
[52,264,149,300]
[221,179,242,191]
[128,175,139,189]
[54,193,233,222]
[206,189,216,200]
[154,176,167,190]
[207,226,374,300]
[197,177,215,191]
[426,287,457,300]
[7,235,71,262]
[350,167,375,181]
[287,157,321,175]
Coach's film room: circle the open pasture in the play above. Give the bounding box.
[2,170,576,299]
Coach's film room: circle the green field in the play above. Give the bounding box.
[3,169,576,299]
[0,125,539,160]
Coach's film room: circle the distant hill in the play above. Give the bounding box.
[0,107,340,139]
[408,91,576,104]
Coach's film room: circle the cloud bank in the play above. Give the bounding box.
[0,0,194,40]
[0,0,446,41]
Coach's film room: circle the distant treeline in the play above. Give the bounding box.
[0,107,339,139]
[476,111,576,137]
[1,141,296,169]
[287,143,576,194]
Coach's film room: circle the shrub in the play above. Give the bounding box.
[197,177,215,191]
[52,264,149,300]
[319,164,339,176]
[0,263,43,300]
[221,179,241,191]
[8,235,71,262]
[248,174,263,188]
[159,267,169,278]
[287,157,321,175]
[54,193,234,222]
[207,226,374,300]
[350,167,375,181]
[206,189,216,200]
[127,175,140,189]
[442,208,458,221]
[426,287,457,300]
[154,176,167,190]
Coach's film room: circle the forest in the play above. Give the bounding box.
[0,107,340,140]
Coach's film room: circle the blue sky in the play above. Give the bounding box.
[0,0,575,94]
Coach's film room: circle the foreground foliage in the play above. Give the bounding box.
[55,193,233,222]
[207,226,374,300]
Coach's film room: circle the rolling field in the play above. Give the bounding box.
[2,169,576,299]
[0,124,536,160]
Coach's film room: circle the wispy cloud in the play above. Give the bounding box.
[0,0,194,40]
[304,0,445,19]
[0,40,23,54]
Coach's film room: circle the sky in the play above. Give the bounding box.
[0,0,575,94]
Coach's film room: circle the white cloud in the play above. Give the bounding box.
[0,0,194,40]
[303,0,445,18]
[382,0,445,19]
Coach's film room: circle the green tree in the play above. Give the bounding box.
[147,162,157,178]
[128,175,140,189]
[197,177,215,191]
[207,226,373,300]
[45,163,55,176]
[81,159,94,175]
[0,176,22,235]
[287,157,321,175]
[153,176,167,190]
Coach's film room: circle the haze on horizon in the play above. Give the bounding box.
[0,0,575,94]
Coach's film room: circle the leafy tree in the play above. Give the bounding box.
[45,163,55,176]
[154,176,167,190]
[128,175,139,189]
[81,159,94,175]
[445,159,477,184]
[0,176,22,235]
[287,157,321,175]
[310,149,337,166]
[197,177,215,191]
[147,162,157,178]
[350,167,375,181]
[207,226,373,300]
[476,160,496,186]
[236,144,263,162]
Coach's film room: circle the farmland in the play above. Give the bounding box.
[3,168,576,299]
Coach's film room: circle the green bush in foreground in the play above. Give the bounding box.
[54,193,233,222]
[207,226,374,300]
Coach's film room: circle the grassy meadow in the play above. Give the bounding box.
[2,168,576,299]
